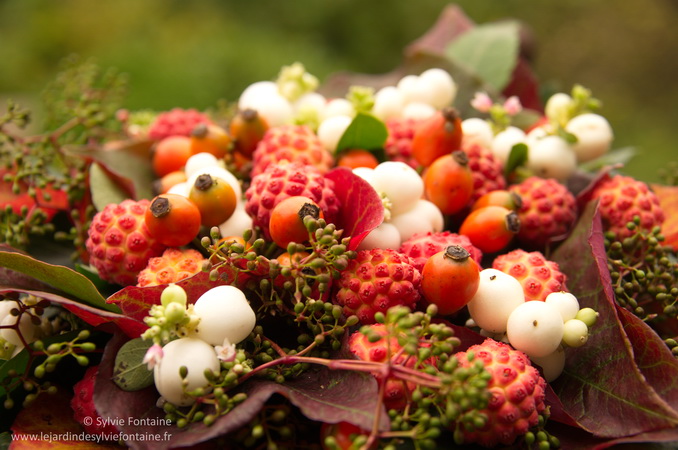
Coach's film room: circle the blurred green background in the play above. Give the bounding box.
[1,0,676,183]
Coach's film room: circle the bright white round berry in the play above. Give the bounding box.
[187,166,242,201]
[506,300,565,358]
[565,113,614,163]
[357,222,402,251]
[491,126,526,165]
[322,98,355,120]
[526,135,577,181]
[525,124,551,141]
[530,346,566,382]
[153,337,220,406]
[562,318,589,348]
[238,81,279,107]
[402,102,436,120]
[418,68,457,109]
[184,152,219,178]
[544,291,580,322]
[293,92,327,115]
[389,199,444,242]
[0,310,37,346]
[467,269,525,334]
[352,167,375,185]
[575,307,599,328]
[544,92,573,125]
[317,115,352,152]
[167,181,190,197]
[239,91,293,127]
[0,300,20,320]
[462,118,494,148]
[372,86,405,121]
[190,285,256,346]
[371,161,424,216]
[161,284,188,308]
[396,75,420,103]
[218,203,253,239]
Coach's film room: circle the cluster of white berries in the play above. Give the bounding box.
[352,161,443,250]
[237,63,458,153]
[146,284,256,406]
[465,269,598,381]
[464,86,614,182]
[0,299,42,360]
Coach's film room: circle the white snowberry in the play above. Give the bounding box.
[190,285,256,346]
[565,113,614,163]
[467,269,525,334]
[372,86,405,121]
[389,199,444,242]
[402,102,436,120]
[491,126,526,164]
[506,300,564,358]
[530,346,566,382]
[0,308,37,347]
[238,85,293,127]
[526,135,577,181]
[184,152,219,179]
[544,92,573,126]
[370,161,424,216]
[322,98,355,120]
[544,291,580,322]
[418,68,457,109]
[462,118,494,149]
[218,203,253,239]
[153,337,220,406]
[357,222,402,251]
[396,75,420,103]
[317,115,352,152]
[562,318,589,348]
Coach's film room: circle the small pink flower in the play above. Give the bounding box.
[143,344,164,370]
[215,338,237,362]
[471,92,493,113]
[503,96,523,116]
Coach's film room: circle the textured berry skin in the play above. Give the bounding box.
[455,339,547,448]
[148,108,212,141]
[86,199,167,286]
[251,125,334,177]
[399,231,483,273]
[137,247,205,287]
[244,161,340,240]
[71,365,119,436]
[349,324,436,411]
[589,174,665,238]
[384,117,422,169]
[464,142,507,204]
[493,249,567,302]
[510,176,577,247]
[333,249,421,324]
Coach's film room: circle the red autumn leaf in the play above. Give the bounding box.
[550,201,678,438]
[650,183,678,251]
[324,167,385,251]
[10,386,120,449]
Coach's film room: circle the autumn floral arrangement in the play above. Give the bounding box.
[1,5,677,450]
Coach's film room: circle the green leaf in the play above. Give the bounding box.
[445,20,520,92]
[335,113,388,154]
[89,162,130,211]
[112,338,154,391]
[504,142,528,178]
[578,146,637,173]
[0,250,117,312]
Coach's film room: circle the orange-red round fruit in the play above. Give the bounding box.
[188,174,238,227]
[471,189,523,211]
[423,150,474,215]
[459,205,520,254]
[229,108,269,158]
[337,149,379,170]
[154,170,187,195]
[189,123,232,159]
[268,196,322,249]
[421,245,480,315]
[145,193,201,247]
[320,421,371,450]
[152,136,192,177]
[411,106,463,167]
